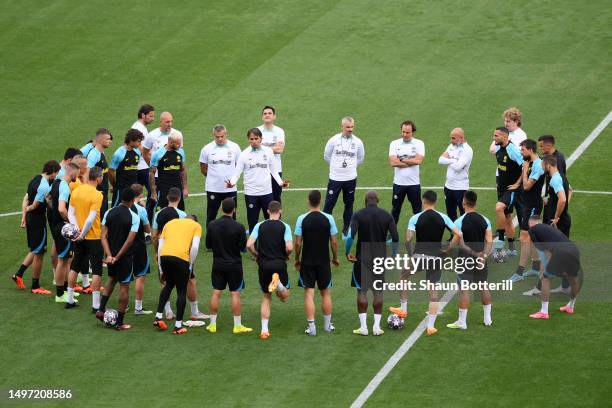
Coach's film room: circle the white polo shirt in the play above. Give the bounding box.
[230,146,283,196]
[258,125,285,172]
[438,142,473,190]
[388,137,425,186]
[131,120,150,170]
[323,133,365,182]
[199,140,241,193]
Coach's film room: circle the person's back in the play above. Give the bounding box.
[352,204,397,259]
[455,211,490,255]
[71,183,103,240]
[103,205,139,256]
[153,206,187,234]
[207,216,246,268]
[255,219,291,268]
[298,211,337,266]
[160,218,202,262]
[409,209,454,256]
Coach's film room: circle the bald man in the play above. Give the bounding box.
[149,132,188,211]
[438,128,473,222]
[143,112,184,220]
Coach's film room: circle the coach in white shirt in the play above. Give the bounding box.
[323,116,365,236]
[144,112,184,159]
[258,105,285,203]
[388,120,424,226]
[226,128,288,232]
[199,124,242,226]
[438,128,473,221]
[132,104,155,217]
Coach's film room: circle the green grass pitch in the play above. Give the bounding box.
[1,0,611,406]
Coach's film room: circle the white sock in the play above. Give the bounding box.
[155,312,163,319]
[82,274,90,287]
[93,291,101,309]
[358,313,367,330]
[277,281,286,292]
[458,308,468,326]
[400,300,408,313]
[233,315,242,327]
[135,299,143,311]
[261,319,269,333]
[427,313,437,329]
[323,314,332,330]
[483,304,492,324]
[308,320,316,333]
[175,320,182,328]
[190,301,199,316]
[67,287,75,304]
[568,298,576,308]
[540,301,549,314]
[164,301,173,315]
[373,314,382,330]
[210,314,217,324]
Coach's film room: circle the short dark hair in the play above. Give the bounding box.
[538,135,556,145]
[308,190,321,207]
[520,139,537,152]
[221,197,236,214]
[422,190,437,204]
[121,187,136,202]
[125,128,144,144]
[89,166,103,180]
[268,200,281,213]
[130,183,144,196]
[542,154,557,167]
[42,160,61,175]
[401,120,417,132]
[166,187,181,203]
[67,162,80,172]
[187,214,199,222]
[96,128,113,141]
[247,127,262,138]
[496,127,509,134]
[63,147,81,161]
[262,105,276,115]
[138,104,155,119]
[463,190,477,207]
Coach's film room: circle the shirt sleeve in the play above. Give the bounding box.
[59,181,71,202]
[441,213,456,230]
[101,210,108,225]
[407,214,419,231]
[283,223,293,242]
[178,148,186,162]
[230,152,245,185]
[294,214,304,237]
[143,135,154,150]
[325,213,339,235]
[388,141,396,157]
[449,145,473,171]
[484,216,492,231]
[507,144,524,166]
[152,211,160,230]
[529,160,545,180]
[87,149,101,168]
[249,222,261,240]
[416,140,425,157]
[550,174,564,193]
[454,215,464,232]
[130,211,140,232]
[150,149,162,167]
[109,147,125,170]
[193,223,202,238]
[356,140,365,165]
[34,180,50,202]
[137,205,149,225]
[199,146,208,164]
[323,137,334,163]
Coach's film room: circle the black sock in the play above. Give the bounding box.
[536,279,542,290]
[531,260,541,271]
[117,311,125,326]
[99,295,110,312]
[63,281,68,291]
[508,238,515,250]
[56,285,64,297]
[31,278,40,290]
[516,265,525,275]
[497,229,505,242]
[16,264,27,277]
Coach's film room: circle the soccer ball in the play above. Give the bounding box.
[103,309,118,327]
[492,248,508,263]
[387,314,404,330]
[61,223,80,240]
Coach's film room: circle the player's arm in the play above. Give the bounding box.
[488,140,497,155]
[20,193,28,228]
[389,155,410,168]
[552,189,567,226]
[79,210,97,240]
[148,167,157,201]
[405,229,414,256]
[180,163,189,197]
[152,228,160,253]
[200,162,208,177]
[269,156,286,187]
[449,146,472,171]
[114,214,140,260]
[189,236,201,271]
[323,138,334,163]
[294,236,302,266]
[345,216,358,262]
[402,154,424,166]
[58,200,69,221]
[389,217,400,257]
[68,204,78,226]
[246,222,259,259]
[157,238,165,276]
[272,135,285,154]
[483,228,493,257]
[356,141,365,165]
[108,169,116,187]
[438,147,454,165]
[226,154,244,188]
[100,224,114,263]
[283,224,293,256]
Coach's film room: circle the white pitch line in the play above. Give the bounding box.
[350,110,612,408]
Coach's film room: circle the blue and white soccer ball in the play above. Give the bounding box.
[492,248,508,263]
[103,309,118,327]
[61,223,80,241]
[387,314,404,330]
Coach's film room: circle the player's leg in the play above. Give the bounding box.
[89,240,104,313]
[304,287,316,335]
[456,190,466,216]
[12,251,34,289]
[317,265,334,332]
[187,276,207,320]
[172,260,190,334]
[260,293,272,339]
[390,183,406,227]
[271,172,282,203]
[372,290,384,336]
[207,289,222,332]
[389,267,410,318]
[153,257,176,330]
[98,276,117,314]
[444,187,457,221]
[245,195,259,233]
[206,192,222,226]
[530,251,551,319]
[407,185,423,214]
[323,179,342,216]
[354,289,369,335]
[341,179,357,236]
[65,245,84,309]
[116,282,131,330]
[260,194,274,221]
[448,288,470,330]
[481,289,492,326]
[426,269,441,335]
[133,247,151,314]
[228,267,250,333]
[494,201,508,244]
[274,269,290,302]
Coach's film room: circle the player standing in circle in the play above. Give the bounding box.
[199,124,241,226]
[323,117,365,239]
[438,128,473,223]
[109,129,144,207]
[226,128,288,233]
[13,160,61,293]
[96,188,140,330]
[246,201,293,340]
[258,106,286,203]
[446,191,493,330]
[153,215,202,334]
[388,120,425,228]
[149,132,188,211]
[130,183,152,314]
[85,128,113,219]
[346,191,399,336]
[205,198,251,334]
[132,104,155,209]
[294,190,340,336]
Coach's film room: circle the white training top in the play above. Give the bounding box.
[230,146,283,196]
[494,127,527,176]
[438,142,473,190]
[131,120,150,170]
[388,137,425,186]
[199,140,242,193]
[258,125,285,172]
[323,133,365,182]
